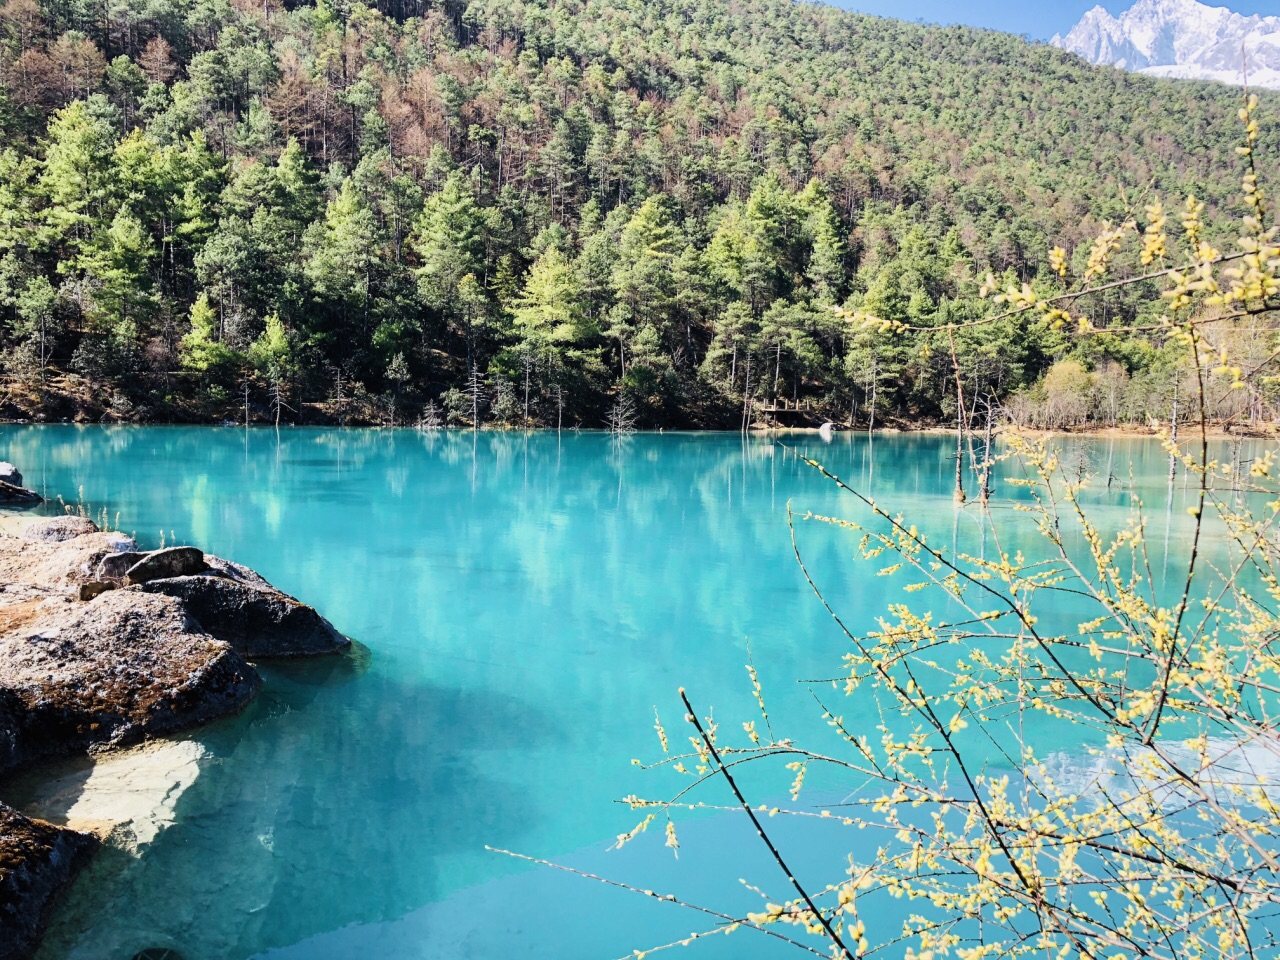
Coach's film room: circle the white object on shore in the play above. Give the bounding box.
[818,422,834,442]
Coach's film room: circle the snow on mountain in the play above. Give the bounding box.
[1051,0,1280,90]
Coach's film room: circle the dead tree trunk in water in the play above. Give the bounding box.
[868,354,877,434]
[466,368,485,431]
[523,349,532,425]
[980,398,994,504]
[274,380,283,428]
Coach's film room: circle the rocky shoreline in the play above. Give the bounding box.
[0,507,349,960]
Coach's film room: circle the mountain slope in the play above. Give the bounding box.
[1053,0,1280,89]
[0,0,1275,427]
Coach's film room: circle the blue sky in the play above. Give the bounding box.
[832,0,1280,42]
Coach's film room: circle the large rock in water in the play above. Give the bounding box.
[0,510,346,957]
[139,556,349,658]
[0,466,41,509]
[0,591,261,774]
[0,803,97,960]
[0,483,41,508]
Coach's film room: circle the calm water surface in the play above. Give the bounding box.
[0,427,1248,960]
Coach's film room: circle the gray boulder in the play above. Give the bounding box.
[122,547,207,585]
[18,517,95,542]
[140,562,349,658]
[94,551,145,583]
[0,463,23,487]
[0,803,97,960]
[0,591,261,771]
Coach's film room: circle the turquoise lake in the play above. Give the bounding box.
[0,426,1245,960]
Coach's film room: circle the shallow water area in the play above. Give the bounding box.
[0,426,1253,960]
[9,740,209,851]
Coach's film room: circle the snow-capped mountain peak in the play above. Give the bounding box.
[1052,0,1280,90]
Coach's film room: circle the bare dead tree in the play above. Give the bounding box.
[978,395,998,504]
[418,401,443,429]
[606,395,637,436]
[465,368,486,430]
[331,365,346,426]
[270,377,294,429]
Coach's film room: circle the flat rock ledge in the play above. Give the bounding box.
[0,513,349,958]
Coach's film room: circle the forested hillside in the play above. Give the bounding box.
[0,0,1274,427]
